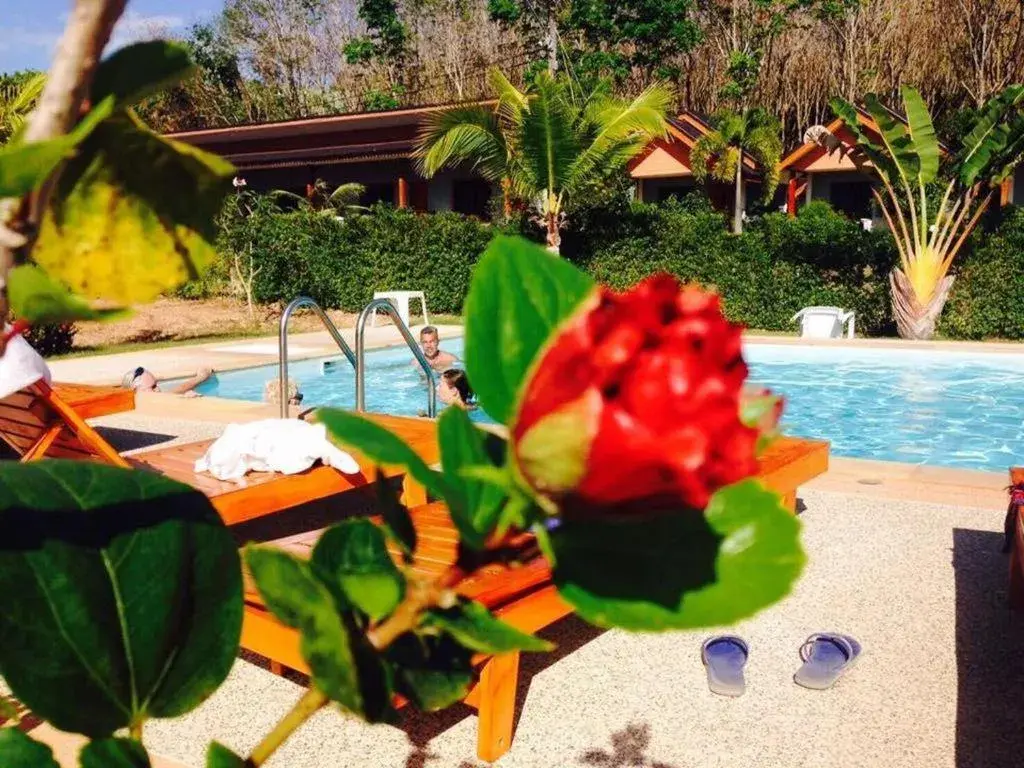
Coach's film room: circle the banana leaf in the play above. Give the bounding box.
[958,85,1024,187]
[829,98,897,183]
[901,86,939,184]
[862,94,920,185]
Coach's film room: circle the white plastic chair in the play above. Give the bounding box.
[791,306,855,339]
[371,290,429,329]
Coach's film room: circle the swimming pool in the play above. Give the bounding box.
[177,338,1024,473]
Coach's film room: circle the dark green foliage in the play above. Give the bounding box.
[942,208,1024,340]
[241,205,492,313]
[24,322,77,357]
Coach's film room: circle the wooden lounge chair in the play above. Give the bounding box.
[242,436,829,762]
[0,380,438,524]
[1007,467,1024,611]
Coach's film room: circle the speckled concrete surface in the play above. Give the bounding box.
[127,489,1024,768]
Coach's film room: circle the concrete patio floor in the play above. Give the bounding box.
[19,409,1013,768]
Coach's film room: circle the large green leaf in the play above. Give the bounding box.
[0,728,60,768]
[437,407,507,548]
[384,633,473,711]
[901,86,940,184]
[958,85,1024,187]
[32,113,233,304]
[464,235,595,424]
[206,743,246,768]
[0,97,114,198]
[7,265,129,324]
[244,547,390,721]
[548,481,804,630]
[829,98,896,182]
[316,409,450,502]
[863,94,919,184]
[425,599,553,653]
[375,473,416,559]
[0,461,242,737]
[310,520,404,621]
[92,41,194,109]
[80,738,151,768]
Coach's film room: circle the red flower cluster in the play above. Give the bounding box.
[512,274,761,513]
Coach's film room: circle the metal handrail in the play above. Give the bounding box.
[355,299,437,418]
[278,296,356,418]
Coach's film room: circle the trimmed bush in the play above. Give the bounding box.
[942,208,1024,340]
[24,323,76,357]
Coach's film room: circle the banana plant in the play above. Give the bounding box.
[831,85,1024,339]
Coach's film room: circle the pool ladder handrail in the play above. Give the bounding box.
[355,299,437,418]
[278,297,356,419]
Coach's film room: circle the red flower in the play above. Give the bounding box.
[511,274,763,514]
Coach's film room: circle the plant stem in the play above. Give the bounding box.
[366,564,465,650]
[129,721,143,741]
[248,687,329,767]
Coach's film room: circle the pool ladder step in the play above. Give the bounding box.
[278,296,437,419]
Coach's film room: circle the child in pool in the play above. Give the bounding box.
[437,368,476,410]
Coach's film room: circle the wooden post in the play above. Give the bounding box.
[476,652,520,762]
[787,176,798,217]
[1000,177,1013,207]
[397,176,409,209]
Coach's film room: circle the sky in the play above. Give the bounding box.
[0,0,224,74]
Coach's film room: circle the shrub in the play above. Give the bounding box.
[942,207,1024,340]
[24,323,76,357]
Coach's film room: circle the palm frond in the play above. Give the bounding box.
[414,105,508,180]
[744,125,783,198]
[328,182,366,205]
[517,72,580,201]
[690,132,728,184]
[487,67,529,128]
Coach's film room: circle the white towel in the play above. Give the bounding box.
[0,326,52,401]
[194,419,360,482]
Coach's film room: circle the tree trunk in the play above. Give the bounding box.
[889,268,955,340]
[546,212,561,254]
[732,154,743,235]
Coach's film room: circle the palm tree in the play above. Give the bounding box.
[271,179,369,217]
[0,72,45,145]
[415,69,672,252]
[832,85,1024,339]
[690,108,783,235]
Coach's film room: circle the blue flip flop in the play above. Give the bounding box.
[701,635,749,697]
[793,633,862,690]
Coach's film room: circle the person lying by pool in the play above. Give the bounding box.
[122,366,213,397]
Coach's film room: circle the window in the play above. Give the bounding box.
[452,179,492,219]
[657,184,695,203]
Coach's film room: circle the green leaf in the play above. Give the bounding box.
[958,85,1024,187]
[317,409,451,502]
[92,41,195,108]
[438,407,507,548]
[425,599,553,653]
[33,113,233,304]
[206,743,246,768]
[385,633,473,711]
[863,94,919,184]
[311,520,404,621]
[80,738,150,768]
[375,473,416,558]
[548,480,804,630]
[901,86,940,184]
[464,235,595,424]
[0,97,114,198]
[829,98,895,182]
[244,547,390,721]
[0,728,60,768]
[0,461,242,737]
[7,265,129,324]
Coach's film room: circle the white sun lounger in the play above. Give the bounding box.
[791,306,855,339]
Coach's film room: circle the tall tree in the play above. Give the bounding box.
[690,107,782,233]
[416,68,672,250]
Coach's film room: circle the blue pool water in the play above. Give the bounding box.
[178,338,1024,472]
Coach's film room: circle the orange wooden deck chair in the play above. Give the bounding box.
[242,437,830,762]
[0,380,438,525]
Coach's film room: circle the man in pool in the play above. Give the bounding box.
[417,326,458,373]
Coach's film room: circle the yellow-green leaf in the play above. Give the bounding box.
[32,113,233,304]
[8,265,128,324]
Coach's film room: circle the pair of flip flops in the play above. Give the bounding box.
[701,633,862,697]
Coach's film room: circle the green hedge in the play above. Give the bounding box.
[941,207,1024,340]
[202,196,1024,339]
[242,206,492,314]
